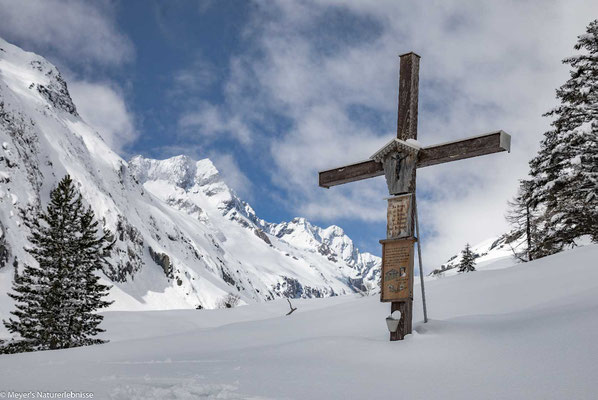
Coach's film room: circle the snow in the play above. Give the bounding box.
[430,235,520,278]
[405,138,422,148]
[0,245,597,399]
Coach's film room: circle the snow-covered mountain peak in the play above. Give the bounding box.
[0,36,380,310]
[129,154,198,189]
[272,217,320,246]
[0,37,78,117]
[129,155,228,191]
[269,216,376,278]
[322,224,346,238]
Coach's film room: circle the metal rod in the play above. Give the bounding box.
[414,194,428,323]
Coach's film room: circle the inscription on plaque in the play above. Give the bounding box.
[386,194,412,239]
[380,238,415,302]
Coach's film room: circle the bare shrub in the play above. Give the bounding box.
[217,293,241,309]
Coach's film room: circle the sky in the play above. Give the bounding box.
[0,0,596,270]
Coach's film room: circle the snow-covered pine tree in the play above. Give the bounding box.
[1,175,114,354]
[458,243,476,273]
[525,19,598,256]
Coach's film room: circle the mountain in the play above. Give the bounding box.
[0,37,379,311]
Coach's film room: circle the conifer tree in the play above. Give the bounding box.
[458,243,476,273]
[513,19,598,257]
[1,175,114,353]
[506,180,542,261]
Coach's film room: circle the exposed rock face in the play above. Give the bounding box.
[110,215,144,282]
[0,220,9,268]
[31,60,79,116]
[254,229,272,245]
[149,246,173,279]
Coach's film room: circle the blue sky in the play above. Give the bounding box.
[0,0,596,268]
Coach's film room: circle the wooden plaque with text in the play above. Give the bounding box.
[386,194,413,239]
[379,238,415,302]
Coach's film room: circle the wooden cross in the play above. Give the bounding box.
[318,52,511,341]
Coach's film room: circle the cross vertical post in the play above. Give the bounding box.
[388,52,421,341]
[397,52,420,141]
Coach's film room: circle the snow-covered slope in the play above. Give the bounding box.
[429,234,520,277]
[0,37,379,311]
[1,244,596,399]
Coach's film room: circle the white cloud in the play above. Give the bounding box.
[0,0,133,67]
[171,57,216,96]
[179,102,252,145]
[190,0,598,268]
[69,81,138,155]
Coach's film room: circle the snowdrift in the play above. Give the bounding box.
[0,245,596,399]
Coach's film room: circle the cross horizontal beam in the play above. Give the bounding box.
[318,130,511,188]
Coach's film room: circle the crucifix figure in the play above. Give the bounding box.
[318,52,511,341]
